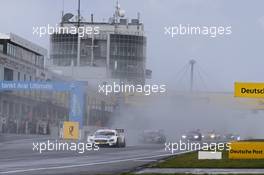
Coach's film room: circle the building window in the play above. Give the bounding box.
[4,68,13,81]
[0,44,3,53]
[9,102,14,117]
[3,100,8,116]
[17,72,20,81]
[15,103,19,118]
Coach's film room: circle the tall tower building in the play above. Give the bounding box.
[49,2,150,85]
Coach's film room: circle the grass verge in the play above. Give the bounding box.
[151,151,264,168]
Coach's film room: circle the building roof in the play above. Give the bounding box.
[0,33,47,56]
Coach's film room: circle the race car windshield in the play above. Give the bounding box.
[95,131,115,136]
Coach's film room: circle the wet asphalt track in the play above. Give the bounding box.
[0,136,177,175]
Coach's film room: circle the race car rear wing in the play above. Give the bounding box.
[115,129,125,133]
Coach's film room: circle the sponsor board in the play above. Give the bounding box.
[0,81,85,128]
[234,82,264,98]
[229,142,264,159]
[63,121,79,140]
[198,151,222,160]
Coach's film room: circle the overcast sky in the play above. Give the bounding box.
[1,0,264,91]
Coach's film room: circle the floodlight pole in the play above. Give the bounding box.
[77,0,81,66]
[189,59,196,92]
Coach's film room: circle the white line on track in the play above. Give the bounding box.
[133,159,157,162]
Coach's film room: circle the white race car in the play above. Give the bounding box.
[87,129,126,147]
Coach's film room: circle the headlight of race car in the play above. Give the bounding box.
[210,134,216,139]
[182,135,187,139]
[109,137,116,142]
[194,135,199,139]
[88,137,94,142]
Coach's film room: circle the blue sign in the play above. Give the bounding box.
[69,82,85,127]
[0,81,86,128]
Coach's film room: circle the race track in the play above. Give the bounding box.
[0,136,177,175]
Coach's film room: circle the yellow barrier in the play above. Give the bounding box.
[229,141,264,159]
[234,82,264,98]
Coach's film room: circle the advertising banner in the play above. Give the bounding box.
[229,142,264,159]
[234,82,264,98]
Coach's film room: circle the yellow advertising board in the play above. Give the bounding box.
[63,121,79,140]
[229,142,264,159]
[234,82,264,98]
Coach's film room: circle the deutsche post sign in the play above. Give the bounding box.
[229,141,264,159]
[234,82,264,98]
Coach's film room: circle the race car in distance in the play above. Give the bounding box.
[87,129,126,147]
[181,130,202,141]
[140,130,166,144]
[223,133,241,141]
[202,130,221,141]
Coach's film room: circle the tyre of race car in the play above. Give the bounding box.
[122,139,126,147]
[116,138,120,148]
